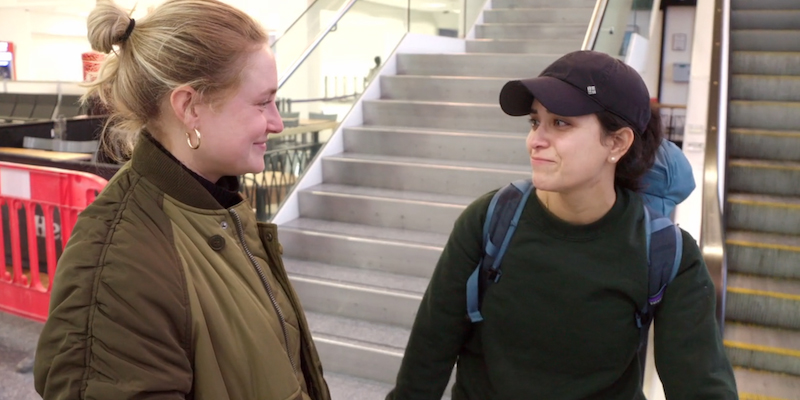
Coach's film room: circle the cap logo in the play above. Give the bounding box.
[587,86,597,95]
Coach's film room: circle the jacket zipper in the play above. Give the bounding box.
[229,208,298,374]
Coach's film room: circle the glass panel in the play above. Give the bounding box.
[408,0,462,37]
[272,0,352,82]
[253,0,409,220]
[592,0,653,59]
[462,0,488,38]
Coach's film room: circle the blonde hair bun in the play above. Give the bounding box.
[87,0,134,54]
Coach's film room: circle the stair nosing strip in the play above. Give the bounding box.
[289,274,425,299]
[738,392,790,400]
[730,160,800,170]
[345,125,522,139]
[314,335,405,357]
[302,189,469,208]
[726,239,800,252]
[729,128,800,138]
[327,154,529,173]
[279,228,444,250]
[728,286,800,302]
[724,340,800,359]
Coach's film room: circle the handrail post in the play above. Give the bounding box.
[582,0,609,50]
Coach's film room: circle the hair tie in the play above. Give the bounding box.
[119,18,136,42]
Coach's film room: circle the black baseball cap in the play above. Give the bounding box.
[499,50,651,134]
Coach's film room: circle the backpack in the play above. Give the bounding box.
[465,179,684,373]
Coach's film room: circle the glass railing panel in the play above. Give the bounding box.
[590,0,653,59]
[462,0,488,37]
[272,0,351,81]
[408,0,461,37]
[254,0,409,219]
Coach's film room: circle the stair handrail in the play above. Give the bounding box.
[582,0,609,50]
[270,0,321,48]
[278,0,359,89]
[700,0,730,331]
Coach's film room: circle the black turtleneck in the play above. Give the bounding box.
[145,134,243,209]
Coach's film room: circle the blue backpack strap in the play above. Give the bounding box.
[636,205,683,373]
[466,179,533,323]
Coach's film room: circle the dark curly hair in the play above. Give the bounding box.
[596,108,663,192]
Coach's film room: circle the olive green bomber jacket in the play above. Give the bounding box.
[33,136,330,400]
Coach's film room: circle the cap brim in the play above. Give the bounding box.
[499,76,605,117]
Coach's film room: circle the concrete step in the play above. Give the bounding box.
[731,51,800,76]
[476,23,587,40]
[728,158,800,197]
[729,128,800,162]
[731,10,800,30]
[342,125,528,165]
[465,38,583,54]
[725,322,800,376]
[297,184,471,235]
[729,100,800,131]
[305,311,406,385]
[727,230,800,280]
[730,74,800,102]
[325,372,397,400]
[321,152,529,197]
[731,0,800,10]
[362,99,530,133]
[396,53,559,78]
[726,273,800,330]
[727,193,800,236]
[379,75,506,104]
[285,258,424,328]
[483,7,593,24]
[492,0,597,8]
[279,218,446,279]
[731,30,800,52]
[735,367,800,400]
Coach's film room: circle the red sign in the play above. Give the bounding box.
[0,41,15,80]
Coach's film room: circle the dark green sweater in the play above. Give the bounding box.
[388,188,737,400]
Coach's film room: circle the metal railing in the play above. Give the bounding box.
[278,0,359,89]
[239,140,325,221]
[582,0,609,50]
[701,0,729,330]
[653,103,687,147]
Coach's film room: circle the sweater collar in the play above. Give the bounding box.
[130,133,242,210]
[530,186,635,241]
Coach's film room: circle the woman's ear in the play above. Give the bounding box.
[168,85,200,129]
[609,126,635,162]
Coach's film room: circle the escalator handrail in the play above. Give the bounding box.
[278,0,359,89]
[701,0,729,331]
[581,0,609,50]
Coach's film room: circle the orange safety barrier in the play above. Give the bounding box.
[0,162,107,322]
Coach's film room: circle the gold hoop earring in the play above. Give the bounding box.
[186,129,201,150]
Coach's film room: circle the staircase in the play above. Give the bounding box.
[725,0,800,399]
[277,0,596,398]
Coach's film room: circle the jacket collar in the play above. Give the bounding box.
[131,133,231,210]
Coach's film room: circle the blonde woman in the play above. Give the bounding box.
[33,1,330,399]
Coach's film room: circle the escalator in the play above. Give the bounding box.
[723,0,800,398]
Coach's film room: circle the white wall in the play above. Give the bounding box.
[0,0,314,83]
[0,9,33,81]
[660,6,696,106]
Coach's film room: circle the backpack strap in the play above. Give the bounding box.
[635,205,683,373]
[466,179,533,323]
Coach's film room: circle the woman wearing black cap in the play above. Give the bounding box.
[386,51,737,399]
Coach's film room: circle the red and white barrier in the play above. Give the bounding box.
[0,162,107,322]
